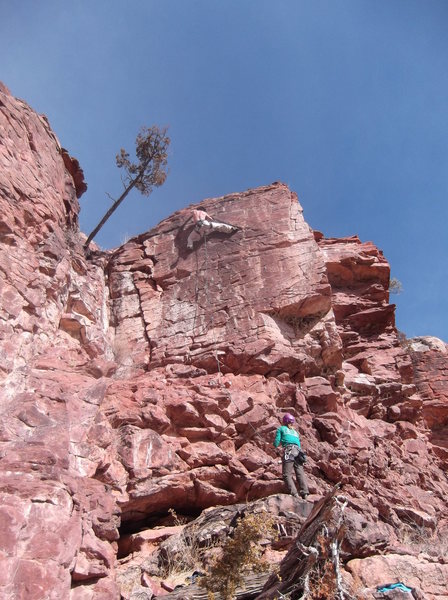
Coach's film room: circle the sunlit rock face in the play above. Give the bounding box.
[108,182,339,379]
[1,84,448,599]
[0,84,119,600]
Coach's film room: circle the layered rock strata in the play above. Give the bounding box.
[1,85,447,599]
[107,183,336,378]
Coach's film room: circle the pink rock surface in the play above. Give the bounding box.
[108,183,335,379]
[346,553,448,599]
[1,84,448,599]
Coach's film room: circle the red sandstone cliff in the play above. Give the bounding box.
[1,86,447,599]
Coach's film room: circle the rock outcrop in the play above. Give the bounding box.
[1,85,447,599]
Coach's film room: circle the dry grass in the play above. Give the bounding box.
[397,519,448,556]
[159,510,220,581]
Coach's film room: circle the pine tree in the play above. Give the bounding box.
[84,125,169,251]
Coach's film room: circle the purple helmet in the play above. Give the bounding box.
[282,413,295,425]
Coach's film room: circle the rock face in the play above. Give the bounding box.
[1,86,448,599]
[108,184,334,378]
[0,85,117,600]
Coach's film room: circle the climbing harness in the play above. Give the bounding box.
[284,444,307,464]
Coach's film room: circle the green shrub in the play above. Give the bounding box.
[201,512,276,600]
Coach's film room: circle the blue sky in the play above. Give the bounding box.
[2,0,448,340]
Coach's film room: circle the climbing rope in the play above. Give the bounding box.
[186,224,317,500]
[204,234,261,438]
[203,233,223,374]
[190,224,306,463]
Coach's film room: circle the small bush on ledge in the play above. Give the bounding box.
[201,511,276,600]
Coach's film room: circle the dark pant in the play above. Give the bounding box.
[282,459,309,497]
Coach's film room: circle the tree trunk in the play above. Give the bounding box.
[83,177,139,251]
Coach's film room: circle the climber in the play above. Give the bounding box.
[186,208,239,249]
[273,413,309,499]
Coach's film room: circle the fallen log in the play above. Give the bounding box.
[258,485,347,599]
[154,572,270,600]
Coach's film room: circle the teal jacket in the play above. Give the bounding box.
[274,425,301,448]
